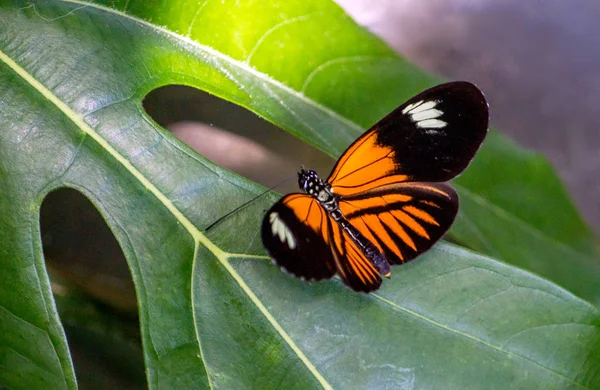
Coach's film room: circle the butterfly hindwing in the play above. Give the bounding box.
[339,182,458,265]
[261,194,336,282]
[328,81,488,196]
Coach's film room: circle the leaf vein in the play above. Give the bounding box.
[246,12,321,65]
[370,292,592,390]
[301,55,397,94]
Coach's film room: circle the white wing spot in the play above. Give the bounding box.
[401,101,421,114]
[417,119,447,128]
[402,100,447,129]
[405,100,437,114]
[411,107,443,121]
[270,212,296,249]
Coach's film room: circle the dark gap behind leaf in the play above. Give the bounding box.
[40,188,146,390]
[142,85,335,194]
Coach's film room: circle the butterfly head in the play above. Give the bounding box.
[298,168,337,208]
[298,169,320,193]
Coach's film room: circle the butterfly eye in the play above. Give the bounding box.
[297,171,308,189]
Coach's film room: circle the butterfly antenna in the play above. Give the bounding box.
[204,175,296,232]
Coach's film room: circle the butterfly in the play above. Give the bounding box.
[261,82,489,292]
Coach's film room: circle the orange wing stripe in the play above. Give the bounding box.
[330,224,379,285]
[363,214,403,259]
[403,183,452,198]
[379,212,417,252]
[330,245,348,280]
[404,205,440,226]
[339,193,412,211]
[419,200,442,209]
[390,209,430,239]
[328,222,350,280]
[346,244,369,283]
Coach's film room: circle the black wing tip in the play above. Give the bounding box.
[434,80,490,174]
[444,80,490,124]
[430,80,489,112]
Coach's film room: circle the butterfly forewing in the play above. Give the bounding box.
[328,81,488,196]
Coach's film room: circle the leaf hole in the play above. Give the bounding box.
[40,187,146,388]
[142,85,334,193]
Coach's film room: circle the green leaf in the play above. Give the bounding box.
[1,0,599,389]
[195,243,600,389]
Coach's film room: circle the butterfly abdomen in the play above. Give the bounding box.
[338,218,391,277]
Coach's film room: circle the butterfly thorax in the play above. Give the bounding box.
[298,169,340,216]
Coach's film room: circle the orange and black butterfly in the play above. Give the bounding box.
[261,82,489,292]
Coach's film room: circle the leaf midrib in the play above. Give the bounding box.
[1,3,592,389]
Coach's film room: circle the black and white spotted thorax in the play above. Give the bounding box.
[298,169,340,216]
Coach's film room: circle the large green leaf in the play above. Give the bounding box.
[1,0,599,388]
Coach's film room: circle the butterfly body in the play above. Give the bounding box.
[262,82,489,292]
[297,168,391,277]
